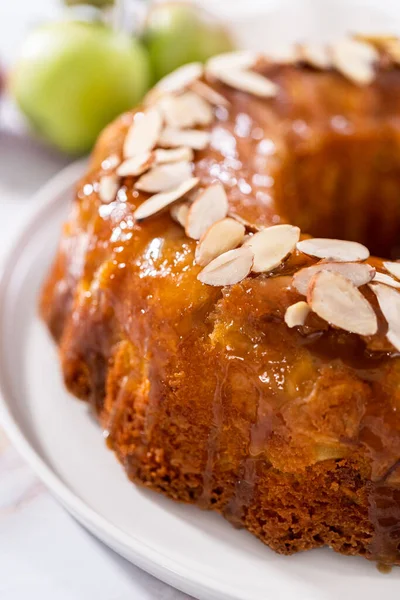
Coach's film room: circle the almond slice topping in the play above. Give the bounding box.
[123,108,163,158]
[373,272,400,288]
[293,261,375,296]
[195,218,245,266]
[212,69,278,98]
[154,146,194,165]
[331,39,378,85]
[384,40,400,64]
[383,261,400,281]
[102,153,121,171]
[296,238,370,262]
[134,177,199,221]
[197,247,254,287]
[154,62,204,95]
[185,183,229,240]
[170,202,189,227]
[266,45,298,64]
[284,301,311,328]
[159,91,213,129]
[99,174,119,203]
[159,127,211,150]
[206,51,259,74]
[299,43,331,69]
[370,283,400,352]
[190,80,229,107]
[354,33,398,47]
[117,152,154,177]
[243,224,300,273]
[135,161,193,193]
[308,270,378,336]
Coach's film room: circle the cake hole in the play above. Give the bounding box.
[276,132,400,259]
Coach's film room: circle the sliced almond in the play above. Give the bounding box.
[227,212,262,232]
[243,224,300,273]
[190,80,229,107]
[102,153,121,171]
[197,247,254,287]
[99,174,119,203]
[134,177,199,221]
[373,272,400,288]
[159,91,213,129]
[384,39,400,64]
[206,51,258,75]
[185,183,229,240]
[299,43,331,69]
[383,261,400,281]
[211,69,278,98]
[296,238,370,262]
[370,283,400,351]
[170,202,189,227]
[331,39,378,85]
[308,270,378,336]
[117,152,154,177]
[293,261,375,296]
[284,301,311,328]
[354,33,397,47]
[135,161,192,193]
[266,45,298,64]
[159,127,211,150]
[154,62,203,95]
[195,218,245,266]
[353,34,398,61]
[123,108,163,158]
[154,146,194,165]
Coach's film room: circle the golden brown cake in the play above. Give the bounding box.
[41,37,400,566]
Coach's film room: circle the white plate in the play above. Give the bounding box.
[0,161,400,599]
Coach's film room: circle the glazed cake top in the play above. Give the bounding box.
[91,36,400,354]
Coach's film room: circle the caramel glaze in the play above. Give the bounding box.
[40,61,400,565]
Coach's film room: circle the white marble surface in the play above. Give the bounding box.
[0,431,192,600]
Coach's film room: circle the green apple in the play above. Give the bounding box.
[142,2,235,82]
[11,21,150,154]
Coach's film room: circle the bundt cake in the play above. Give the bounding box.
[41,36,400,567]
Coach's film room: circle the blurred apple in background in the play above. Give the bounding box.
[142,2,235,82]
[11,20,150,154]
[9,1,236,155]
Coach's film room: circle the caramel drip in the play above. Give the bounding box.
[199,365,229,508]
[369,482,400,564]
[224,457,258,529]
[103,374,130,450]
[224,384,261,527]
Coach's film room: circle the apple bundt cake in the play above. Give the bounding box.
[41,36,400,566]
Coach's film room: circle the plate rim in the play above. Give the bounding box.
[0,160,248,600]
